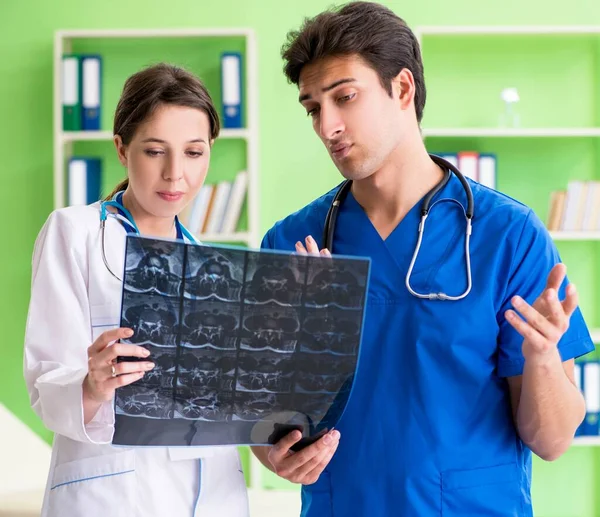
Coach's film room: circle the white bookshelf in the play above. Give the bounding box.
[591,329,600,343]
[54,28,260,248]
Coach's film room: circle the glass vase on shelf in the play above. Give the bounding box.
[498,87,521,128]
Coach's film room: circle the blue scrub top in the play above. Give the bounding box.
[261,174,594,517]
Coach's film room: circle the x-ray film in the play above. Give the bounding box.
[112,235,370,450]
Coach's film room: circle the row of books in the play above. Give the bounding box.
[61,52,244,131]
[547,181,600,232]
[431,151,497,190]
[576,361,600,436]
[179,170,248,235]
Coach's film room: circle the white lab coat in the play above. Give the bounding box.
[23,203,249,517]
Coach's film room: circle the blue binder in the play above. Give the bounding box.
[581,361,600,436]
[220,52,243,128]
[81,55,102,130]
[68,157,102,206]
[574,362,584,436]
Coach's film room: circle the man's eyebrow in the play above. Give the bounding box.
[299,78,357,103]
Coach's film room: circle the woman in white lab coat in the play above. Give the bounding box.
[23,63,249,517]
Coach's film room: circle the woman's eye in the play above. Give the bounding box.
[144,149,163,157]
[187,151,204,158]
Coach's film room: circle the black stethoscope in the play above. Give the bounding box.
[322,154,475,301]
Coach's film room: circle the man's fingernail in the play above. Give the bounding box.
[323,434,332,444]
[332,430,340,440]
[125,329,134,337]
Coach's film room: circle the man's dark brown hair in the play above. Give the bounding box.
[281,1,426,122]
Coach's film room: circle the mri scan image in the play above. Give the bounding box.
[240,305,300,353]
[305,258,369,309]
[123,237,184,297]
[121,292,180,348]
[174,387,233,421]
[294,353,355,394]
[180,300,240,349]
[236,352,294,393]
[113,235,370,449]
[244,253,306,306]
[115,385,174,420]
[301,307,362,355]
[177,350,237,391]
[184,247,243,301]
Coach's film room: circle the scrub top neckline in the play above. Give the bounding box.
[344,170,462,245]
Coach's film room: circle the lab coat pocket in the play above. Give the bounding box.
[441,463,521,517]
[47,450,136,517]
[302,471,333,517]
[91,302,120,342]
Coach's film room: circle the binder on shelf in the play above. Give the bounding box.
[575,362,583,436]
[435,152,458,168]
[582,361,600,436]
[68,157,102,206]
[221,52,243,128]
[81,55,102,130]
[457,151,478,181]
[62,55,81,131]
[478,153,496,190]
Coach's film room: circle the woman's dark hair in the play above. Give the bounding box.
[281,1,426,122]
[105,63,220,200]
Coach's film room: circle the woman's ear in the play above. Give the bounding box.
[114,135,128,167]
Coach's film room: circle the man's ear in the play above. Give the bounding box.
[392,68,415,111]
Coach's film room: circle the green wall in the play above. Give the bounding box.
[2,0,600,515]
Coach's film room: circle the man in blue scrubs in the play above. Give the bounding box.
[251,2,595,515]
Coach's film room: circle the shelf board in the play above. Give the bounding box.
[57,28,253,39]
[417,26,600,36]
[422,128,600,138]
[197,232,251,243]
[572,436,600,446]
[591,329,600,344]
[61,128,250,143]
[549,231,600,241]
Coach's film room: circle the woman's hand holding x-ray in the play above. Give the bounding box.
[83,327,154,423]
[505,263,578,361]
